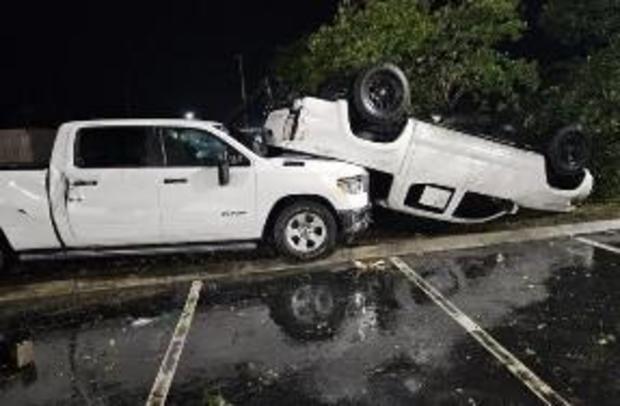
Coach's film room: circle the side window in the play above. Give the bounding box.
[75,126,163,168]
[162,128,250,167]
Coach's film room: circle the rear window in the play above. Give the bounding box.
[75,126,163,168]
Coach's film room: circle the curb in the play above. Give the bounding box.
[1,218,619,304]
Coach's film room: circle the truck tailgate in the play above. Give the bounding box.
[0,170,60,250]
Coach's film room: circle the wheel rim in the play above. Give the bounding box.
[365,72,404,115]
[285,211,328,254]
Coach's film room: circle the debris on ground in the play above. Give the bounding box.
[597,334,617,346]
[131,317,156,328]
[205,391,233,406]
[13,340,35,369]
[353,259,388,273]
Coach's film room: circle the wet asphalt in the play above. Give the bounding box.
[1,230,620,405]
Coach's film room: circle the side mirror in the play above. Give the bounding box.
[217,151,230,186]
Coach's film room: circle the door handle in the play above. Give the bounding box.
[163,178,188,184]
[71,179,98,187]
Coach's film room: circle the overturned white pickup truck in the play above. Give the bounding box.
[264,65,593,224]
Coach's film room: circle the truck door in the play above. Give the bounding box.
[158,127,257,243]
[63,126,163,246]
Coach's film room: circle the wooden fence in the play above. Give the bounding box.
[0,129,56,166]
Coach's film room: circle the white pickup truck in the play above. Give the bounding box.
[265,97,593,224]
[262,64,593,224]
[0,119,370,271]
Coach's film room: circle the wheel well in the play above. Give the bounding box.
[262,195,341,240]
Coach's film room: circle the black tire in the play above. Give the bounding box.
[352,63,411,127]
[547,125,591,176]
[273,201,337,261]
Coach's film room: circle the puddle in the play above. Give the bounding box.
[0,285,189,405]
[402,237,620,405]
[168,268,536,405]
[2,234,617,405]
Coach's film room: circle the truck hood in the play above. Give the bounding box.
[266,156,367,178]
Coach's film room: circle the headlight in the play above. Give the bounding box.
[337,175,368,194]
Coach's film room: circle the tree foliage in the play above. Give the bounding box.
[276,0,539,117]
[542,0,620,48]
[540,3,620,197]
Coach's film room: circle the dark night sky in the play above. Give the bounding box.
[0,1,339,127]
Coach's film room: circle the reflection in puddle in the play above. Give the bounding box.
[169,242,594,404]
[0,240,604,405]
[0,288,188,405]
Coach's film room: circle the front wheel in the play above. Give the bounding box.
[273,201,337,261]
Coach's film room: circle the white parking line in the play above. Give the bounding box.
[575,236,620,255]
[146,280,203,406]
[390,257,571,406]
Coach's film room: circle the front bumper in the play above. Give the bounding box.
[338,204,372,239]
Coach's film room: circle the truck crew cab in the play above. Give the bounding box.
[0,119,370,271]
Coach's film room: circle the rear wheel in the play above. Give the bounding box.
[273,201,337,261]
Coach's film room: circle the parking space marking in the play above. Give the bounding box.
[575,236,620,255]
[390,257,571,406]
[146,280,203,406]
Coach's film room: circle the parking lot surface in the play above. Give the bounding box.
[0,286,191,405]
[1,229,620,405]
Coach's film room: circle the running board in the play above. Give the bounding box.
[19,242,258,261]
